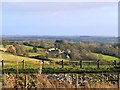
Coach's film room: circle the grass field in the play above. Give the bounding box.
[1,44,120,74]
[0,45,43,51]
[49,58,69,62]
[22,45,44,51]
[42,64,119,74]
[92,53,119,61]
[1,52,120,74]
[28,53,41,57]
[1,52,40,69]
[1,45,119,61]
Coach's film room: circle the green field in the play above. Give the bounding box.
[1,44,120,74]
[28,53,41,57]
[42,65,118,74]
[1,45,119,61]
[0,45,43,51]
[22,45,44,51]
[49,58,69,62]
[1,52,40,69]
[92,53,119,61]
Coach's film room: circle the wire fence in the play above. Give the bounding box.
[0,59,120,89]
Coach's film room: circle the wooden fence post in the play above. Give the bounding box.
[1,60,4,87]
[25,74,27,88]
[22,60,25,69]
[21,60,25,89]
[22,60,26,89]
[2,60,3,71]
[97,60,100,69]
[118,74,120,89]
[80,60,82,69]
[42,60,44,68]
[114,60,117,66]
[62,60,64,68]
[76,74,78,88]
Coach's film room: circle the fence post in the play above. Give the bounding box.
[118,74,120,89]
[1,60,4,87]
[2,60,3,71]
[22,60,25,69]
[22,60,26,89]
[42,60,44,68]
[114,60,117,66]
[62,60,64,68]
[80,60,82,69]
[76,74,78,88]
[97,60,100,69]
[25,74,27,88]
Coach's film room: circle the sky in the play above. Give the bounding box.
[1,2,118,36]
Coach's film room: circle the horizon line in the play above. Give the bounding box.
[1,35,118,37]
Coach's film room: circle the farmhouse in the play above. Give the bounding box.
[48,48,62,54]
[47,48,71,59]
[0,48,7,52]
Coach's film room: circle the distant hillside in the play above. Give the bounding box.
[2,35,118,43]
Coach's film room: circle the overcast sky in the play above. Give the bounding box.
[1,2,118,36]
